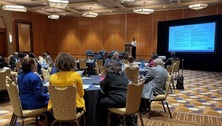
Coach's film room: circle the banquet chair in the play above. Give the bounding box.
[48,85,85,126]
[98,50,107,56]
[0,69,11,91]
[146,74,173,119]
[107,82,144,126]
[172,60,180,79]
[41,68,51,81]
[86,50,94,58]
[6,77,48,126]
[79,59,88,76]
[95,62,102,75]
[166,63,176,92]
[125,67,139,83]
[94,59,103,74]
[15,62,21,72]
[122,59,128,64]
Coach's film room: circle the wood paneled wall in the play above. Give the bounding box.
[11,5,222,60]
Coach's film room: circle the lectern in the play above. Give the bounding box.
[125,43,132,56]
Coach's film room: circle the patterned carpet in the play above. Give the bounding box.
[0,69,222,125]
[152,70,222,116]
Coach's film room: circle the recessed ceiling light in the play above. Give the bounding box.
[94,4,97,6]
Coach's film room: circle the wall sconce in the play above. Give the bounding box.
[9,34,13,43]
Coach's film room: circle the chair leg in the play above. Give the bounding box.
[83,113,86,126]
[171,76,175,90]
[123,116,127,126]
[138,112,144,126]
[161,101,166,112]
[165,101,172,118]
[169,84,173,93]
[35,116,38,126]
[107,112,111,126]
[74,120,79,126]
[148,101,151,119]
[21,118,24,126]
[10,113,16,126]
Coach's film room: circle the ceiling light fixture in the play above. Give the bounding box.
[189,3,208,10]
[2,5,27,12]
[133,2,154,15]
[48,14,59,19]
[82,7,98,18]
[120,0,137,3]
[47,0,69,9]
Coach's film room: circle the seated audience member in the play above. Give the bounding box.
[140,58,168,112]
[148,53,158,67]
[123,52,130,60]
[124,55,139,70]
[45,52,53,64]
[112,52,123,66]
[17,52,29,75]
[48,52,85,112]
[164,51,180,68]
[9,52,19,69]
[28,52,42,75]
[103,54,111,66]
[98,60,129,126]
[17,58,49,109]
[0,56,8,69]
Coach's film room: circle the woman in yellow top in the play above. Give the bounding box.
[48,52,85,112]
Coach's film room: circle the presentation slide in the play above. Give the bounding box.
[168,22,216,52]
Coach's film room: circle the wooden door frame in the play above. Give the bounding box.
[0,28,7,57]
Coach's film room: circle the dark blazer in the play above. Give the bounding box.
[100,72,129,104]
[165,56,180,67]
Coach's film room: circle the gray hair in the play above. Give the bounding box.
[154,58,164,65]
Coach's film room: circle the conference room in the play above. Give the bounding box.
[1,0,222,126]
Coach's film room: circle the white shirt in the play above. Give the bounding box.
[131,41,137,47]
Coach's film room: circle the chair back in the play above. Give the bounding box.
[95,62,101,75]
[172,60,180,73]
[86,50,94,57]
[166,65,172,74]
[5,57,10,66]
[15,62,21,72]
[5,77,23,117]
[125,67,139,83]
[166,62,175,74]
[41,68,51,81]
[122,59,128,64]
[0,69,11,91]
[164,74,173,99]
[79,59,87,69]
[49,85,77,120]
[125,82,144,114]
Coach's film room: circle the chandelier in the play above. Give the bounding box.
[2,5,27,12]
[189,3,208,10]
[48,14,60,19]
[133,2,154,15]
[47,0,69,9]
[82,7,98,18]
[119,0,137,3]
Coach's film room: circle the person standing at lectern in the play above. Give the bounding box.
[131,37,137,59]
